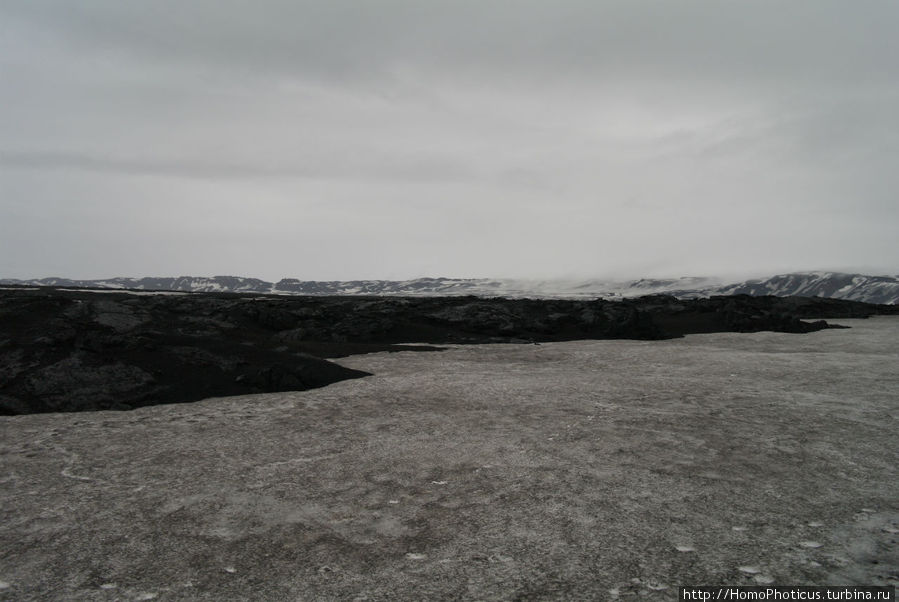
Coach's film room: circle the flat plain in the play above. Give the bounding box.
[1,317,897,600]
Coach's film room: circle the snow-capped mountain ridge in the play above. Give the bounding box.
[2,272,897,304]
[715,272,899,304]
[3,276,277,294]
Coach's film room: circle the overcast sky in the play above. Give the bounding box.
[1,1,897,281]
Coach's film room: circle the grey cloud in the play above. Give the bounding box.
[0,1,897,280]
[0,149,478,183]
[3,1,897,88]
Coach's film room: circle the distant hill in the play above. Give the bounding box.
[2,272,897,304]
[714,272,899,305]
[0,275,275,294]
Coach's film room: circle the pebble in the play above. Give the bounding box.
[675,545,696,552]
[488,554,513,563]
[799,541,823,549]
[738,566,761,574]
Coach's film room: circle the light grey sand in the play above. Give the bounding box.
[1,318,897,600]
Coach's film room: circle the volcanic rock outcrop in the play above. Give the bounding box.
[0,287,894,414]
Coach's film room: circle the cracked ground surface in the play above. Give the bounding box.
[1,317,897,600]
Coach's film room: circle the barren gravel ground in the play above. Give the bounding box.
[1,317,897,600]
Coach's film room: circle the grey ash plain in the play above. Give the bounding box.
[1,317,897,600]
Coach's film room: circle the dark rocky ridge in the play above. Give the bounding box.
[1,287,895,415]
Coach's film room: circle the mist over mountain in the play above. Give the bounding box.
[2,272,897,304]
